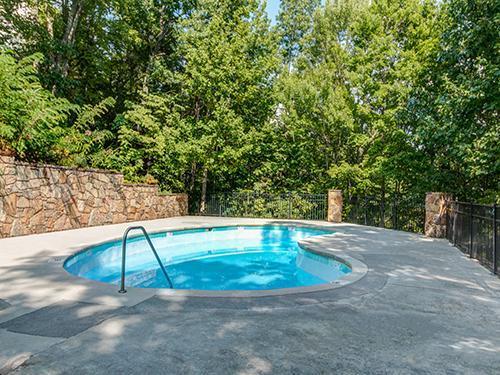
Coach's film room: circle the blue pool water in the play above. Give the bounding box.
[64,225,351,291]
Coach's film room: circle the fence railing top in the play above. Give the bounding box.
[209,192,326,197]
[451,201,496,209]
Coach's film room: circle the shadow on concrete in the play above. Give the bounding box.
[0,222,499,374]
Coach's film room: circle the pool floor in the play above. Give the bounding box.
[64,225,351,290]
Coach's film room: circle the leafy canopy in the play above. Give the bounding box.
[0,0,497,204]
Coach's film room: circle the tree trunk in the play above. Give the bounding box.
[52,0,83,93]
[142,5,172,94]
[43,3,54,38]
[200,166,208,214]
[61,0,82,77]
[189,162,197,194]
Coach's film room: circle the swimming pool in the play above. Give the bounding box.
[64,225,352,291]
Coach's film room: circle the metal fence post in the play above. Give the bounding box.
[453,202,457,246]
[392,197,398,230]
[380,195,385,228]
[288,192,291,219]
[469,202,473,257]
[445,201,449,240]
[364,196,368,225]
[493,203,497,275]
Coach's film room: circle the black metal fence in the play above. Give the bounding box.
[446,201,498,275]
[196,192,499,276]
[344,195,426,233]
[200,192,327,220]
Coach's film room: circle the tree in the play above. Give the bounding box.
[268,0,440,202]
[0,0,185,108]
[408,0,500,201]
[108,93,188,191]
[0,50,116,163]
[0,51,75,160]
[276,0,320,68]
[346,0,440,199]
[0,0,497,207]
[174,0,279,210]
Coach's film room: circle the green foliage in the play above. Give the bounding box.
[407,0,500,201]
[0,0,185,108]
[177,0,278,187]
[113,94,187,190]
[0,0,497,206]
[0,51,76,160]
[276,0,320,67]
[262,0,442,201]
[204,192,325,220]
[58,97,116,167]
[111,0,280,200]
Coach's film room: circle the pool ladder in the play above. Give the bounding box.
[119,226,173,293]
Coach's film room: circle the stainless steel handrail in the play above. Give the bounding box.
[119,226,173,293]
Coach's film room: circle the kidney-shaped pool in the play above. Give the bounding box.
[64,225,352,291]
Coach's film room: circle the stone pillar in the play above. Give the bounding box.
[425,192,452,238]
[327,190,343,223]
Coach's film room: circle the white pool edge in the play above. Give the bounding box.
[63,222,369,299]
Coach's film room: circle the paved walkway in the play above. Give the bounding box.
[0,217,499,374]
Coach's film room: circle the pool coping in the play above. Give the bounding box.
[62,222,369,299]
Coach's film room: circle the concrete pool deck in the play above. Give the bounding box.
[0,216,499,374]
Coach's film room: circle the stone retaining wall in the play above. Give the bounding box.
[0,155,187,238]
